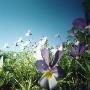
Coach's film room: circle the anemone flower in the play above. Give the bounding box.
[35,48,65,90]
[72,18,87,30]
[70,43,88,60]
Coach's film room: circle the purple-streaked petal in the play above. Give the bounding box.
[51,50,63,67]
[70,43,88,59]
[38,76,49,89]
[41,48,49,65]
[70,45,79,58]
[35,60,48,73]
[52,66,65,78]
[48,75,58,90]
[70,48,77,57]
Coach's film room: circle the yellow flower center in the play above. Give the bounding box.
[76,56,80,60]
[44,70,53,80]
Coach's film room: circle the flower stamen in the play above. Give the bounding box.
[44,70,53,80]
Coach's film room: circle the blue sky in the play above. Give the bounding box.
[0,0,84,49]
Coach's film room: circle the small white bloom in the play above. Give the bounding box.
[38,36,47,47]
[54,32,60,38]
[4,43,9,49]
[75,41,79,45]
[17,37,23,43]
[24,41,30,46]
[19,41,30,50]
[33,37,48,60]
[0,56,3,68]
[25,30,32,37]
[51,44,63,55]
[51,48,57,55]
[58,44,63,51]
[33,46,43,60]
[13,53,17,57]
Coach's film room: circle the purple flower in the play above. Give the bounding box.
[72,18,87,30]
[70,43,88,60]
[35,48,65,90]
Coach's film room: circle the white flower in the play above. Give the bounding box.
[17,37,23,43]
[0,56,3,68]
[51,48,57,55]
[75,41,79,45]
[51,44,63,55]
[33,36,48,60]
[19,41,30,50]
[25,30,32,37]
[13,53,17,57]
[33,46,43,60]
[4,43,9,49]
[58,44,63,51]
[24,41,30,46]
[54,32,60,38]
[38,36,47,47]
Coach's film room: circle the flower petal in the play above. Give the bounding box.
[35,60,48,73]
[70,46,79,58]
[48,75,58,90]
[41,48,49,65]
[72,18,86,29]
[51,50,63,67]
[52,66,65,78]
[79,43,88,55]
[39,76,49,89]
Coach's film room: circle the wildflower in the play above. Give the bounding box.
[72,18,87,30]
[50,47,57,55]
[57,44,63,51]
[38,36,47,47]
[13,53,17,57]
[75,41,80,45]
[33,46,43,60]
[25,30,32,37]
[4,43,9,49]
[19,41,30,50]
[33,37,48,60]
[51,44,63,55]
[54,32,60,38]
[35,48,65,90]
[17,37,23,43]
[70,43,88,60]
